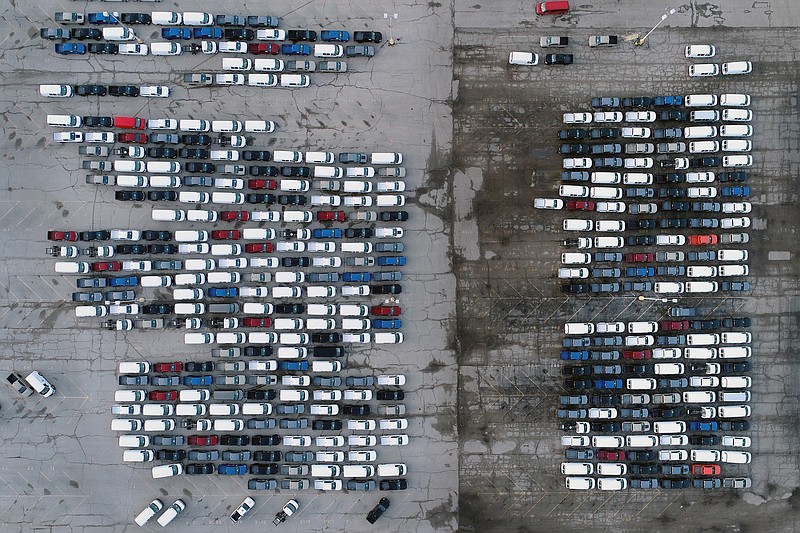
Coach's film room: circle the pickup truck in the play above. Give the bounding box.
[6,372,33,397]
[540,36,568,47]
[589,35,619,47]
[184,73,213,85]
[320,30,350,42]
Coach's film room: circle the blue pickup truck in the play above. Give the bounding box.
[321,30,350,42]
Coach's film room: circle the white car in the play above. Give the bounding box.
[723,202,752,214]
[379,419,408,430]
[685,44,715,58]
[721,436,751,448]
[596,201,625,213]
[563,158,592,169]
[588,408,617,419]
[380,435,409,446]
[624,158,653,169]
[283,436,311,447]
[257,29,286,40]
[348,435,377,446]
[347,420,377,431]
[240,287,269,297]
[148,119,178,130]
[721,217,750,229]
[377,374,406,386]
[119,43,148,55]
[593,112,623,123]
[313,390,342,401]
[53,131,83,143]
[655,235,686,246]
[533,198,564,210]
[625,111,656,122]
[563,112,592,124]
[344,390,372,401]
[140,86,169,98]
[316,436,345,447]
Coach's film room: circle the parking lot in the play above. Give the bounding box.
[2,0,800,532]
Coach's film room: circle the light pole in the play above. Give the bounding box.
[384,13,398,46]
[635,8,676,46]
[637,295,679,303]
[110,13,144,45]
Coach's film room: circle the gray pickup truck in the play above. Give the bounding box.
[183,73,213,85]
[589,35,619,47]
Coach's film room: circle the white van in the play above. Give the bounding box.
[719,265,749,277]
[626,378,657,390]
[718,249,748,261]
[721,376,751,388]
[279,390,308,402]
[184,259,215,271]
[559,185,589,198]
[686,281,718,293]
[720,391,750,403]
[719,347,752,359]
[374,332,404,344]
[311,465,341,477]
[722,61,752,75]
[687,333,720,345]
[685,94,718,107]
[371,152,403,165]
[722,140,752,152]
[152,464,183,479]
[722,332,752,344]
[590,172,621,184]
[123,450,154,462]
[213,419,244,431]
[212,192,245,204]
[654,282,685,294]
[564,323,595,335]
[222,58,252,71]
[119,362,150,374]
[590,186,622,199]
[593,237,624,248]
[626,435,658,447]
[150,176,181,188]
[653,363,684,375]
[654,421,685,433]
[174,303,205,314]
[175,230,208,242]
[722,109,752,122]
[683,391,716,403]
[683,126,717,139]
[721,451,751,464]
[211,120,243,133]
[280,179,310,192]
[76,305,107,317]
[622,173,652,185]
[628,321,657,334]
[141,275,172,288]
[718,405,751,418]
[273,286,301,298]
[254,58,285,72]
[184,332,215,344]
[25,371,56,397]
[248,73,279,86]
[689,140,719,153]
[721,94,750,106]
[103,27,136,41]
[344,181,372,193]
[40,84,73,97]
[591,436,624,448]
[180,389,210,402]
[179,119,211,132]
[561,463,593,475]
[283,210,313,223]
[562,252,591,264]
[723,155,753,167]
[119,435,150,448]
[307,318,336,330]
[720,125,753,137]
[147,161,181,173]
[685,347,717,359]
[115,160,147,173]
[376,195,405,206]
[47,114,82,127]
[687,266,717,277]
[563,219,593,231]
[305,151,335,164]
[340,242,373,253]
[691,449,721,462]
[314,166,344,178]
[690,110,720,122]
[151,209,186,221]
[280,74,310,88]
[314,44,344,57]
[156,500,185,528]
[273,150,303,163]
[55,261,90,274]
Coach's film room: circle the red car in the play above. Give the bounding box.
[91,261,122,271]
[659,320,689,331]
[597,450,625,461]
[691,464,720,476]
[248,179,277,190]
[47,230,79,241]
[148,390,179,401]
[245,242,274,253]
[153,362,183,373]
[565,200,595,211]
[248,43,279,55]
[118,132,148,144]
[689,234,718,246]
[211,230,241,240]
[220,211,250,221]
[622,350,651,360]
[113,116,146,129]
[188,435,219,446]
[243,317,272,328]
[371,306,401,316]
[624,253,654,263]
[317,211,347,222]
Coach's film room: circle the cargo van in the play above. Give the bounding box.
[222,57,252,71]
[723,155,753,167]
[340,242,373,253]
[626,435,658,447]
[25,371,55,397]
[119,435,150,448]
[273,286,301,298]
[653,363,684,375]
[626,378,656,390]
[119,362,150,374]
[303,151,334,165]
[371,152,403,165]
[720,125,753,137]
[123,450,154,462]
[691,449,721,462]
[152,464,184,479]
[561,463,593,475]
[311,465,341,477]
[376,195,405,206]
[344,181,372,193]
[622,173,652,185]
[75,305,107,317]
[654,421,685,433]
[535,1,570,15]
[307,318,336,330]
[273,150,303,163]
[179,119,211,132]
[103,27,136,40]
[149,176,181,188]
[686,281,718,293]
[719,265,749,277]
[590,186,622,199]
[721,376,751,388]
[719,347,751,359]
[174,303,205,314]
[111,419,141,431]
[722,331,752,344]
[280,179,310,192]
[314,44,344,57]
[654,282,684,293]
[559,185,589,198]
[685,347,716,359]
[718,249,748,261]
[593,236,624,248]
[374,332,404,344]
[279,390,308,402]
[47,114,81,127]
[687,333,720,346]
[115,160,147,173]
[147,161,181,173]
[55,261,90,274]
[689,140,719,153]
[151,209,186,221]
[683,391,715,403]
[283,210,313,223]
[180,389,210,402]
[690,110,720,122]
[211,192,244,204]
[722,140,751,152]
[247,73,279,86]
[721,451,751,464]
[685,94,718,107]
[628,321,657,334]
[687,266,717,277]
[184,259,215,271]
[722,109,752,122]
[562,252,591,264]
[280,74,310,88]
[313,166,344,178]
[720,94,750,107]
[590,171,620,184]
[722,61,752,75]
[175,230,208,242]
[683,126,717,139]
[184,332,215,344]
[720,391,750,402]
[563,219,593,231]
[565,322,594,335]
[591,435,624,448]
[141,275,173,288]
[718,405,751,418]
